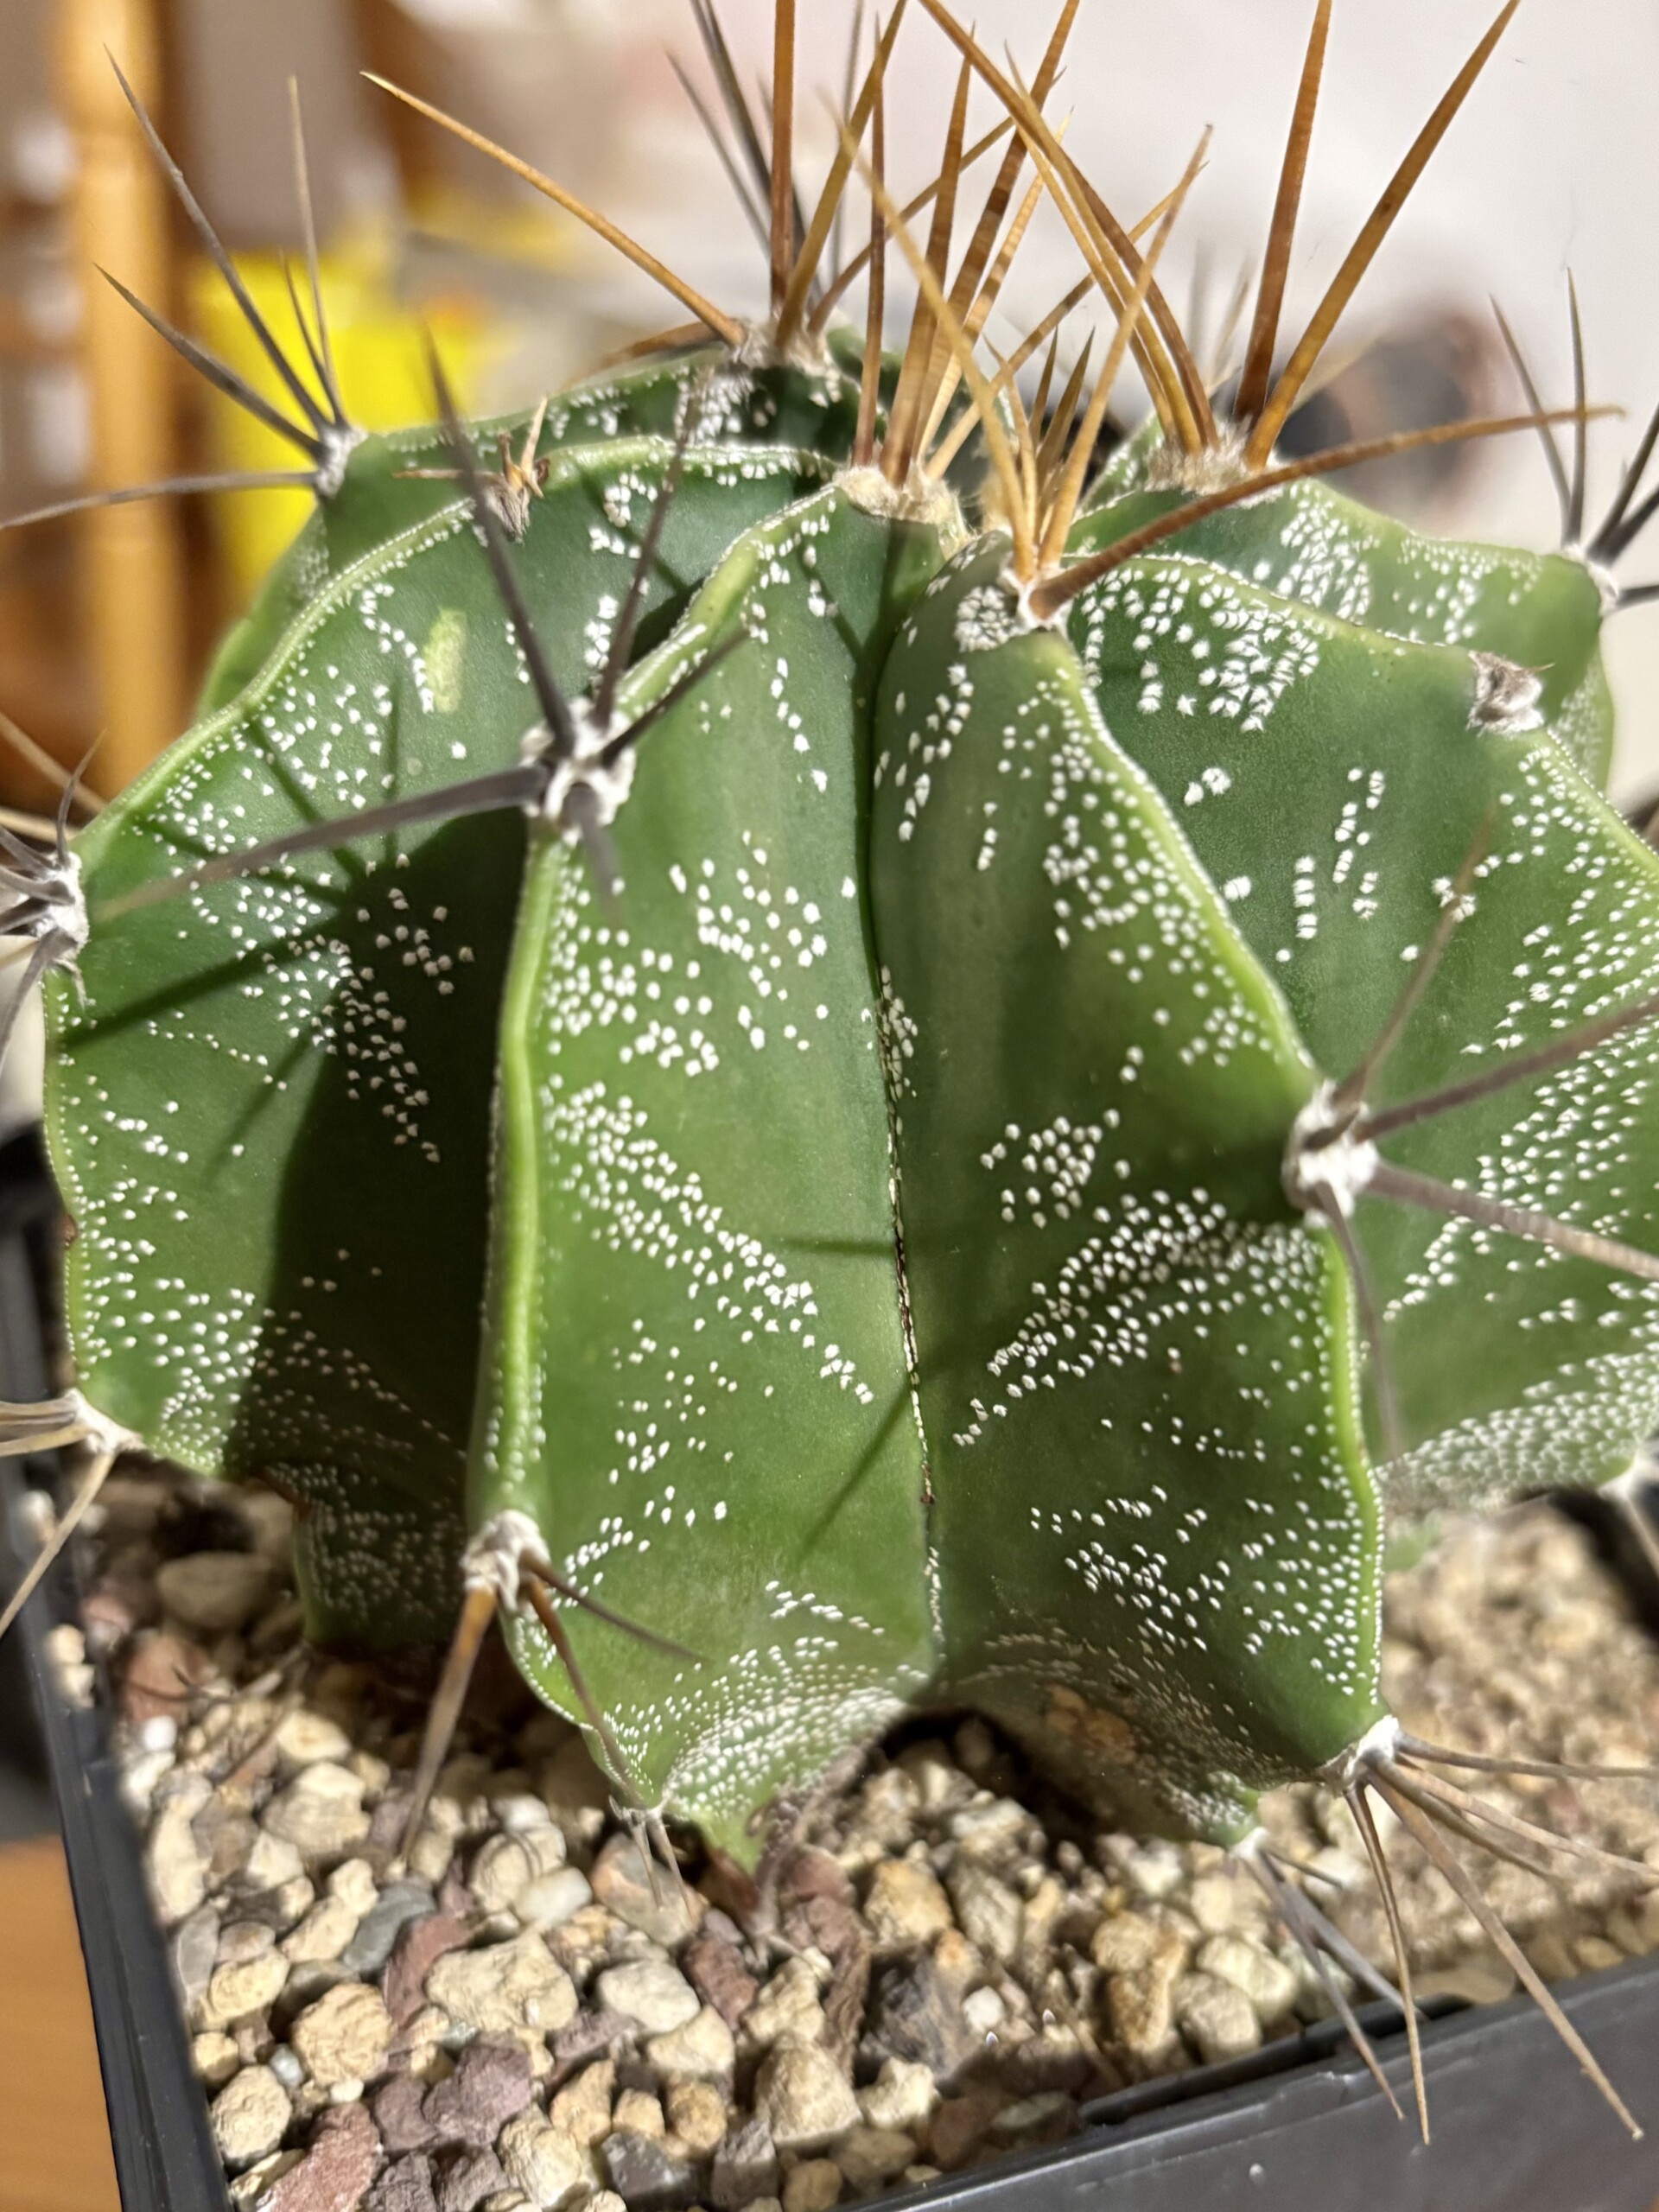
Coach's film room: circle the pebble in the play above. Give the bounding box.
[173,1906,220,2012]
[1187,1872,1267,1939]
[437,2141,511,2212]
[856,2057,935,2135]
[283,1898,359,1966]
[365,2156,440,2212]
[548,2058,615,2148]
[276,1711,353,1769]
[743,1958,825,2051]
[342,1883,436,1977]
[422,2037,534,2148]
[548,2011,638,2069]
[383,1912,469,2025]
[754,2044,861,2152]
[194,2031,241,2088]
[156,1553,276,1633]
[601,2130,700,2212]
[261,2101,380,2212]
[229,2150,304,2209]
[218,1922,276,1968]
[470,1829,568,1916]
[613,2089,665,2137]
[498,2113,592,2209]
[200,1803,261,1889]
[439,2149,509,2212]
[122,1631,211,1724]
[709,2116,779,2209]
[246,1831,307,1891]
[515,1869,593,1931]
[211,2064,292,2165]
[947,1862,1022,1967]
[425,1935,577,2039]
[201,1951,289,2028]
[859,1956,980,2082]
[329,1859,379,1916]
[672,2079,729,2150]
[291,1982,393,2090]
[372,2077,435,2156]
[589,1836,697,1946]
[862,1862,952,1948]
[835,2126,916,2190]
[781,2158,842,2212]
[645,2005,736,2082]
[928,2086,1007,2169]
[147,1777,212,1924]
[1195,1935,1300,2026]
[263,1764,371,1857]
[682,1929,759,2031]
[1173,1972,1262,2064]
[594,1955,701,2035]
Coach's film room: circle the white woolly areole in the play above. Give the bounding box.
[462,1509,545,1604]
[1468,652,1545,735]
[315,422,367,502]
[1147,427,1251,495]
[1321,1713,1403,1791]
[837,463,965,544]
[1585,556,1622,615]
[0,846,87,959]
[1283,1083,1380,1220]
[524,702,639,840]
[58,851,89,955]
[735,320,836,378]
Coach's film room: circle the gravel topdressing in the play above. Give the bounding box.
[39,1470,1659,2212]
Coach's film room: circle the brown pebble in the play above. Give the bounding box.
[261,2101,380,2212]
[372,2076,435,2156]
[383,1915,470,2028]
[926,2088,1007,2171]
[422,2038,534,2149]
[682,1930,759,2032]
[122,1631,211,1723]
[365,2153,439,2212]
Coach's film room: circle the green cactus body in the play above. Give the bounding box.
[1072,481,1617,785]
[200,343,870,718]
[1066,546,1659,1516]
[478,486,944,1862]
[868,542,1379,1841]
[47,434,832,1644]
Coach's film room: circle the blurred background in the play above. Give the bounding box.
[0,0,1657,816]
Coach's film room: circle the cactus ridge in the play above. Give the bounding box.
[12,0,1659,2135]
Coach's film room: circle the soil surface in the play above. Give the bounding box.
[41,1473,1659,2212]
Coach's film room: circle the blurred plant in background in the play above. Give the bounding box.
[1,0,1658,810]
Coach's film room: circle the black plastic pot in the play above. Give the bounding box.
[3,1135,1659,2212]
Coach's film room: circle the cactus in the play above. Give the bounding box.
[11,0,1659,2133]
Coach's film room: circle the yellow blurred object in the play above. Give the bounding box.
[190,225,517,604]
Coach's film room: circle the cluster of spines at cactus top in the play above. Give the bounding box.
[10,0,1659,2137]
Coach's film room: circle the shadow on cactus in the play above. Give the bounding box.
[10,0,1659,2145]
